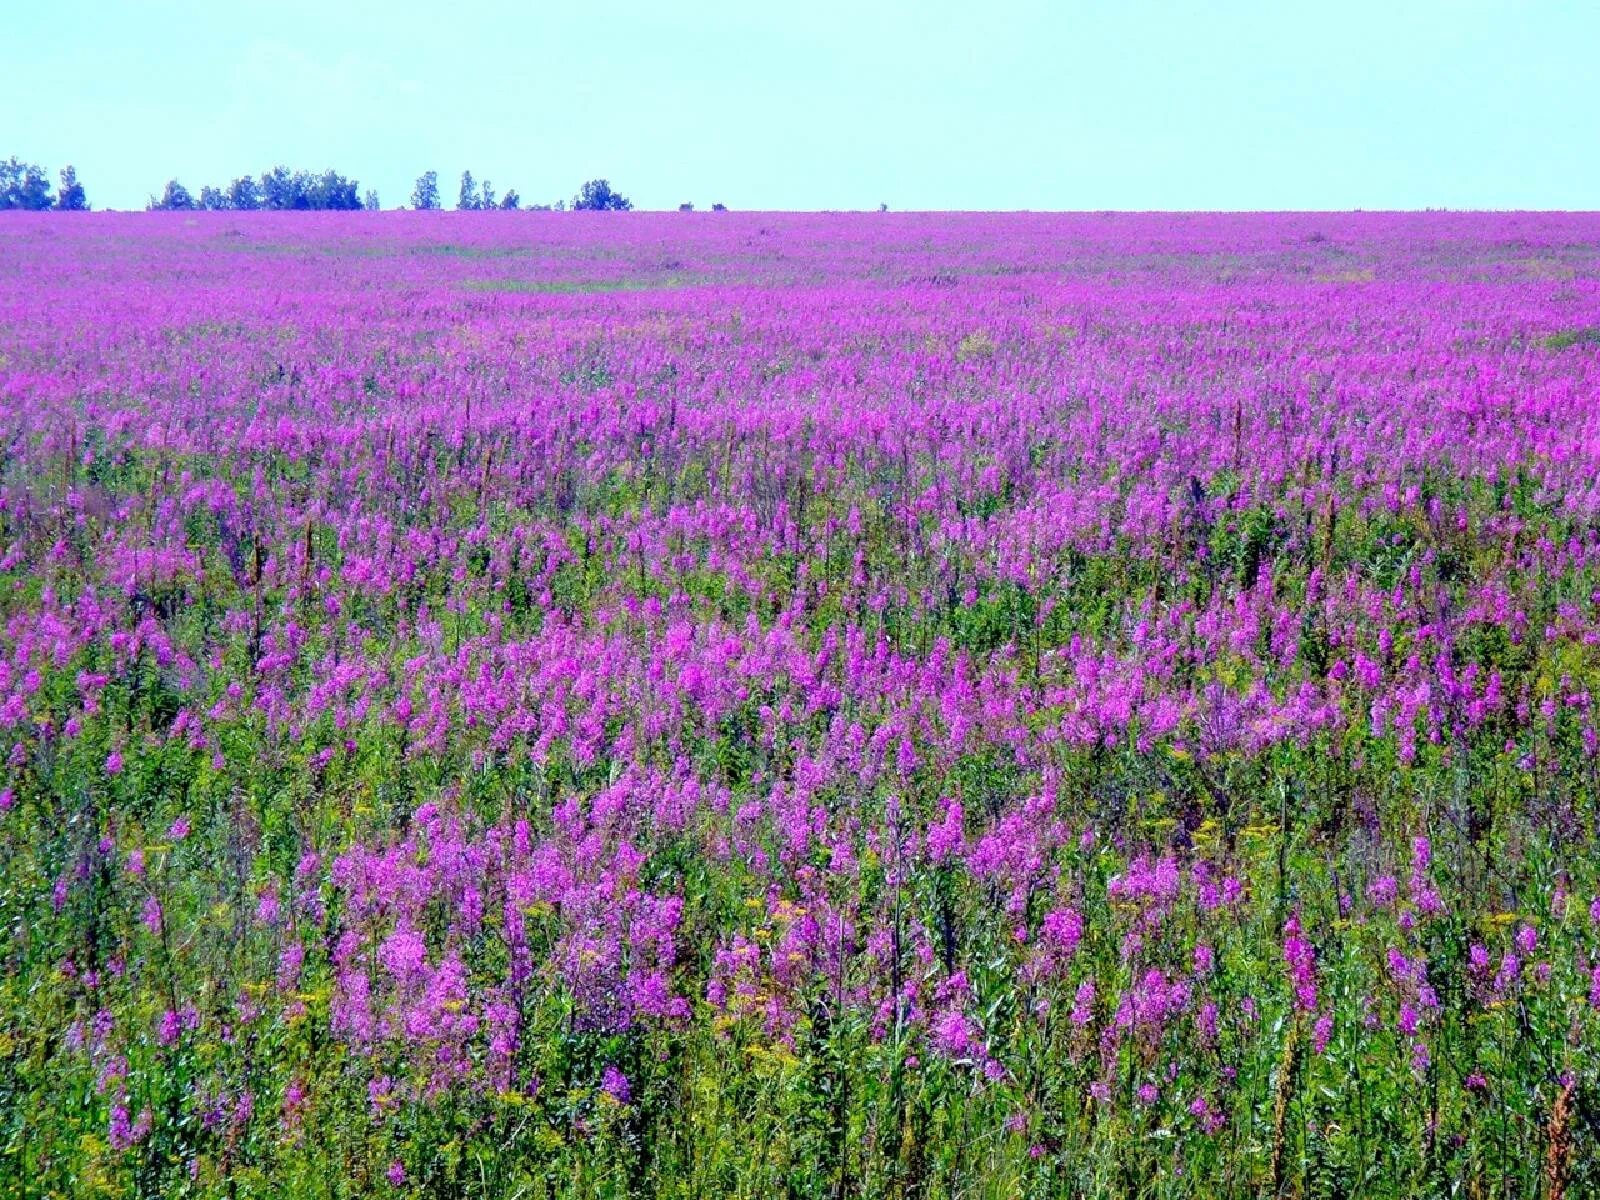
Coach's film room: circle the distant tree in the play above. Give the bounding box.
[499,189,521,210]
[305,169,360,211]
[261,166,302,210]
[238,167,360,211]
[19,163,52,209]
[363,189,380,211]
[2,158,55,209]
[227,176,262,211]
[572,179,632,211]
[411,170,440,210]
[142,167,360,213]
[678,202,694,212]
[879,202,889,213]
[0,159,55,210]
[711,202,727,212]
[54,165,88,211]
[0,159,21,208]
[148,179,197,211]
[0,159,20,208]
[300,170,328,210]
[457,171,478,211]
[553,199,566,212]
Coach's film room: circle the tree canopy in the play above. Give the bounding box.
[152,167,366,211]
[411,171,441,211]
[54,166,88,211]
[572,179,632,212]
[453,172,528,211]
[148,179,197,211]
[4,160,662,216]
[0,158,57,210]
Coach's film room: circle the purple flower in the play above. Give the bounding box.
[1398,1002,1419,1036]
[1196,1000,1219,1044]
[1410,1040,1431,1075]
[1070,980,1096,1027]
[1041,908,1083,959]
[1411,836,1431,872]
[379,923,427,979]
[933,1009,976,1059]
[601,1064,631,1104]
[1313,1014,1334,1055]
[925,800,964,864]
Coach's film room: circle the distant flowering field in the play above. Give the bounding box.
[2,210,1600,1198]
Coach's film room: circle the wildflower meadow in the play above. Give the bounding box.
[1,210,1599,1198]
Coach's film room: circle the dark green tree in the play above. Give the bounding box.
[199,185,229,210]
[261,166,303,210]
[411,170,440,210]
[244,167,361,211]
[572,179,632,211]
[306,169,359,210]
[0,159,54,209]
[0,158,20,208]
[54,165,88,211]
[457,170,479,211]
[148,179,196,211]
[20,163,51,209]
[499,190,521,210]
[363,189,380,211]
[226,176,262,211]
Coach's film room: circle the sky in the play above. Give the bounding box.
[7,0,1598,212]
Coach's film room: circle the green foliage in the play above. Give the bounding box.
[1542,327,1600,350]
[149,179,197,211]
[574,179,634,212]
[55,165,88,211]
[0,157,54,210]
[411,170,440,211]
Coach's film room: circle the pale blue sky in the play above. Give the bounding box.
[8,0,1598,211]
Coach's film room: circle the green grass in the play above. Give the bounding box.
[1541,326,1600,350]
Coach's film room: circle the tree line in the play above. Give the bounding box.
[2,156,730,213]
[1,159,89,210]
[148,167,376,211]
[154,170,650,213]
[409,173,723,213]
[410,173,654,212]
